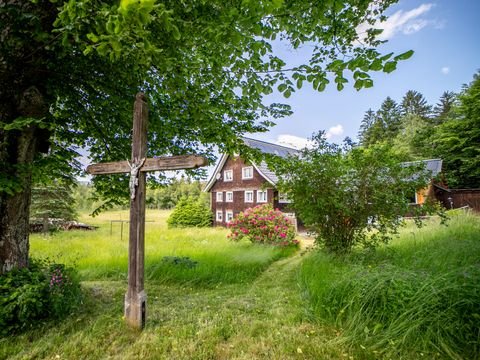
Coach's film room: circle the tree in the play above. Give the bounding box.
[146,178,205,210]
[1,0,410,273]
[377,96,402,140]
[392,113,429,160]
[358,97,402,147]
[400,90,431,119]
[167,196,212,228]
[432,72,480,188]
[432,91,457,124]
[357,108,377,146]
[30,182,78,232]
[274,132,438,254]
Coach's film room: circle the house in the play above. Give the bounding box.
[204,138,299,227]
[403,158,443,205]
[404,158,480,212]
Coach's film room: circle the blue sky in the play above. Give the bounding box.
[252,0,480,148]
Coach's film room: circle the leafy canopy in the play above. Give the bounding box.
[1,0,409,206]
[274,132,442,253]
[431,72,480,188]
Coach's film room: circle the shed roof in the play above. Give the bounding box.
[402,159,443,177]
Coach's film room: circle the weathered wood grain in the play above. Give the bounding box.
[86,155,208,175]
[85,92,207,330]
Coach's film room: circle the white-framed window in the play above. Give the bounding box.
[226,210,234,223]
[216,210,223,222]
[278,193,291,203]
[244,190,254,203]
[216,192,223,202]
[226,191,233,202]
[257,190,268,203]
[224,170,233,182]
[242,166,253,179]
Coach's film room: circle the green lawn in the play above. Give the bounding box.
[2,210,479,359]
[30,210,295,286]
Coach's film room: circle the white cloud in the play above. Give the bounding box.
[275,126,344,149]
[276,134,313,150]
[325,124,344,139]
[441,66,450,75]
[357,3,435,41]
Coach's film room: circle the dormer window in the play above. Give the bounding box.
[242,166,253,179]
[224,170,233,182]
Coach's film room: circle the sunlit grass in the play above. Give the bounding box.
[30,209,295,285]
[7,210,478,359]
[299,212,480,359]
[3,211,350,360]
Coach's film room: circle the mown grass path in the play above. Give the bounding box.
[2,249,349,360]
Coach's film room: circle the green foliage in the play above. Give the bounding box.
[161,256,198,269]
[391,113,430,160]
[431,72,480,188]
[432,91,458,124]
[299,214,480,359]
[227,204,298,247]
[167,196,212,228]
[1,0,406,202]
[71,182,99,212]
[400,90,431,118]
[147,178,205,210]
[357,73,479,189]
[30,181,78,223]
[0,259,82,336]
[275,132,441,254]
[358,97,402,147]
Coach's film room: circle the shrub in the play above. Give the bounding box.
[0,259,82,336]
[274,132,444,254]
[228,204,298,247]
[167,196,212,228]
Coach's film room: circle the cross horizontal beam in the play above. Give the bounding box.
[86,155,208,175]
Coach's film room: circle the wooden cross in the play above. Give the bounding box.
[86,93,207,329]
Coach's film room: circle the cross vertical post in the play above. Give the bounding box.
[86,93,208,330]
[124,93,148,329]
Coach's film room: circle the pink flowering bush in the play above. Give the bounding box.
[227,204,299,247]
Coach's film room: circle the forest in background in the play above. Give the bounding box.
[357,71,479,189]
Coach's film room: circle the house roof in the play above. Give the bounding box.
[402,159,443,177]
[242,137,300,158]
[203,138,299,192]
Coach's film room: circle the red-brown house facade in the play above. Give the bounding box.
[204,138,298,227]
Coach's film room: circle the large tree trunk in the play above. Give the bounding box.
[0,2,56,274]
[0,87,49,274]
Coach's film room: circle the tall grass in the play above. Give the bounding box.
[299,213,480,359]
[30,210,295,287]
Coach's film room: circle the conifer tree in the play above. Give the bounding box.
[432,73,480,188]
[400,90,431,119]
[432,91,458,124]
[30,182,78,232]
